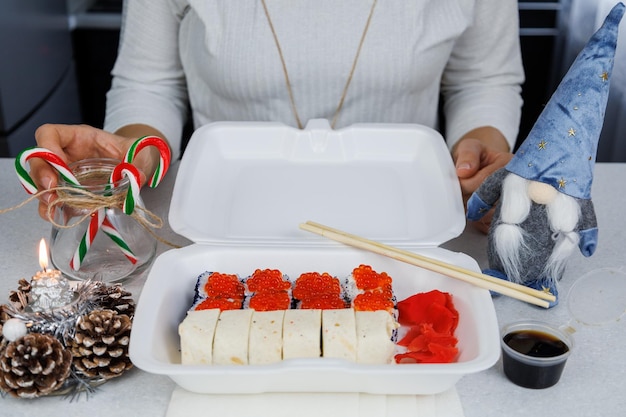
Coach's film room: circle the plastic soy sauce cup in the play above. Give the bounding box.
[500,267,626,389]
[500,321,572,389]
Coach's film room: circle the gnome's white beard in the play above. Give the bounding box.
[494,173,581,284]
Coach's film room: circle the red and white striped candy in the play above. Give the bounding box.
[110,162,142,215]
[71,162,140,270]
[124,136,171,188]
[101,217,138,265]
[69,210,138,271]
[15,147,80,194]
[11,147,137,271]
[70,208,106,271]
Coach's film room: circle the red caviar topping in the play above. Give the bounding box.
[249,291,291,311]
[299,294,347,310]
[352,264,392,291]
[204,273,244,299]
[353,291,394,312]
[293,272,341,300]
[246,269,291,292]
[195,297,243,311]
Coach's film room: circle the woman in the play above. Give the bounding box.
[31,0,524,221]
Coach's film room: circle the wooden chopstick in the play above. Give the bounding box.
[299,221,554,309]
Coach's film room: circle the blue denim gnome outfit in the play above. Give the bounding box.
[467,3,625,307]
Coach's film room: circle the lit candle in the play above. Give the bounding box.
[33,238,62,283]
[29,238,74,311]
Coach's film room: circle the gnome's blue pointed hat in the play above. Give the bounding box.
[506,2,625,200]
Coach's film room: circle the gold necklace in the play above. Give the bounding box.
[261,0,378,129]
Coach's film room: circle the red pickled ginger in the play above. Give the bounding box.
[394,290,459,364]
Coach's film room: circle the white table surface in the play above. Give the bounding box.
[1,158,625,417]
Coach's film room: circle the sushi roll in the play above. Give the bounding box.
[355,310,398,364]
[343,265,396,314]
[248,310,285,365]
[178,309,220,365]
[282,309,322,359]
[244,269,292,311]
[191,271,245,311]
[321,308,357,361]
[212,309,255,365]
[343,264,392,298]
[292,272,347,310]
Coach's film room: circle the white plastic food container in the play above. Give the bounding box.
[129,120,500,395]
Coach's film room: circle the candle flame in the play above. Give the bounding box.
[39,238,49,271]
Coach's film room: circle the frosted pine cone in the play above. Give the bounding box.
[0,304,10,326]
[70,309,133,380]
[0,333,71,398]
[8,279,31,310]
[0,328,6,355]
[97,284,135,318]
[1,305,12,356]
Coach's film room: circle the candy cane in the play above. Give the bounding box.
[70,163,140,270]
[15,147,80,194]
[13,147,135,271]
[70,208,106,271]
[124,136,171,188]
[71,211,140,271]
[101,217,138,265]
[110,162,142,215]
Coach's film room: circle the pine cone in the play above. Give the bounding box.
[0,305,10,352]
[97,284,135,318]
[8,279,31,310]
[0,334,6,356]
[70,309,133,380]
[0,304,10,325]
[0,333,71,398]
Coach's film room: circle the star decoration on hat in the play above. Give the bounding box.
[503,2,624,201]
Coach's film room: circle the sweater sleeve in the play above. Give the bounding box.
[442,0,525,151]
[104,0,189,161]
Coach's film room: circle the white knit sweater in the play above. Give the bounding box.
[105,0,524,160]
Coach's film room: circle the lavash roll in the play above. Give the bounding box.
[355,310,397,364]
[282,309,322,359]
[178,309,220,365]
[212,309,255,365]
[321,308,357,361]
[248,310,285,365]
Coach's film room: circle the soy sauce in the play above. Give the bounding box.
[503,330,569,357]
[501,329,570,389]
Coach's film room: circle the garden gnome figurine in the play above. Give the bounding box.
[466,2,625,307]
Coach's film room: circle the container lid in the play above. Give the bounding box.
[169,119,465,247]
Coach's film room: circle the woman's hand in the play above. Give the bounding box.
[32,123,166,220]
[452,126,513,233]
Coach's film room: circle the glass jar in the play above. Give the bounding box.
[49,158,157,283]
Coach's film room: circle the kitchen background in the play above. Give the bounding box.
[1,0,624,160]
